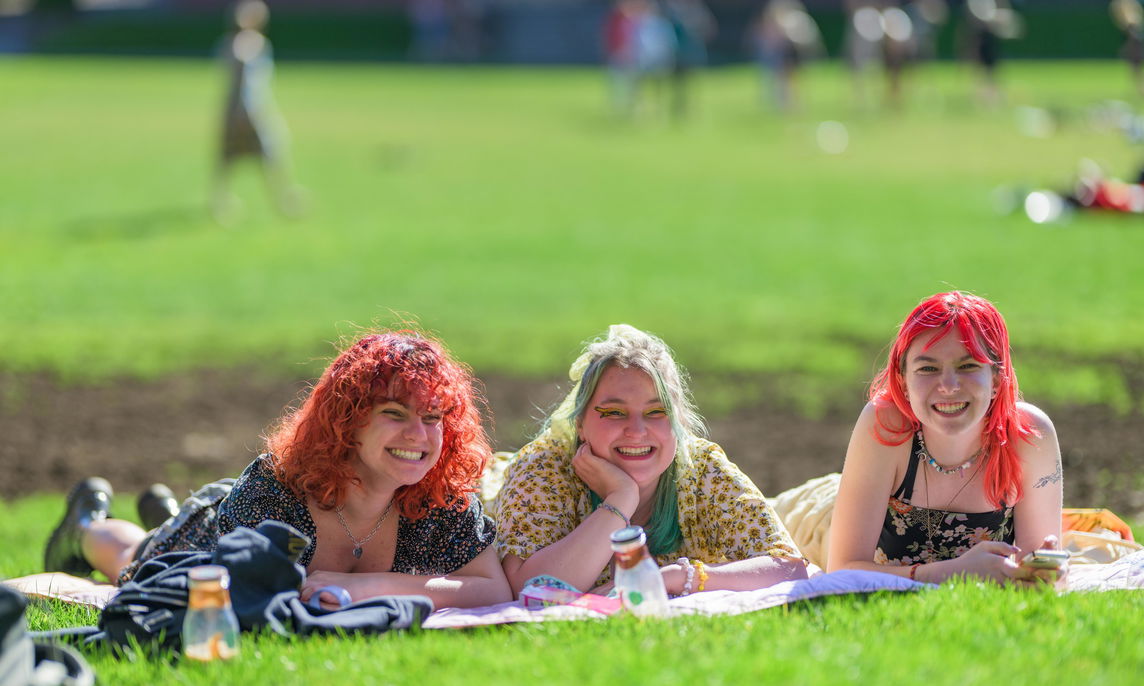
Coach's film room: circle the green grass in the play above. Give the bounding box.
[2,57,1144,417]
[4,60,1143,683]
[6,496,1144,685]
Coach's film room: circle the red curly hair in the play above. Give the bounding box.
[265,331,490,519]
[869,291,1038,509]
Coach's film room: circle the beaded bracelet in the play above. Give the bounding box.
[908,563,921,581]
[694,560,709,592]
[676,557,695,596]
[596,501,629,527]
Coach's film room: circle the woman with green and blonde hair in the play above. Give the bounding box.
[491,325,806,596]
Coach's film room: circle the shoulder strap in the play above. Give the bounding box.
[891,433,922,501]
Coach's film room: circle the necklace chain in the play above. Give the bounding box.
[916,430,982,477]
[335,499,394,559]
[921,442,986,514]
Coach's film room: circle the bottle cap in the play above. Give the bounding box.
[610,525,646,547]
[188,564,230,589]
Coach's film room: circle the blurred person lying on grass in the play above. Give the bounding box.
[828,291,1067,587]
[491,324,807,598]
[44,331,512,610]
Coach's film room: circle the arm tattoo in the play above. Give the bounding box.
[1034,464,1063,489]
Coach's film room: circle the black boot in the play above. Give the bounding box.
[136,484,179,531]
[43,478,114,577]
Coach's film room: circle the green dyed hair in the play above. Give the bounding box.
[541,324,706,556]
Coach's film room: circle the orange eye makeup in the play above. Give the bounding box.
[593,406,626,418]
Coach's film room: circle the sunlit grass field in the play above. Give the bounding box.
[2,57,1143,415]
[4,496,1143,686]
[3,57,1144,684]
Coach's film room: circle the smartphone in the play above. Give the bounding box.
[1020,549,1069,570]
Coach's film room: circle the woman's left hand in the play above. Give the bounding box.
[1007,535,1069,588]
[300,570,372,609]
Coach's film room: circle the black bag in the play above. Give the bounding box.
[1,585,94,686]
[92,520,433,652]
[96,549,205,652]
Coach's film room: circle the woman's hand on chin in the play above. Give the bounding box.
[572,442,639,510]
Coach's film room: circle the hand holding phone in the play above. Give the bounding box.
[1019,549,1069,571]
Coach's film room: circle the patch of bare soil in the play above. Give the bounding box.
[1,371,1141,521]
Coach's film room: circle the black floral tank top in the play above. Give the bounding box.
[876,435,1014,566]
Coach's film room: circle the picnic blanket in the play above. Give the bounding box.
[10,554,1143,633]
[421,570,926,629]
[3,569,923,624]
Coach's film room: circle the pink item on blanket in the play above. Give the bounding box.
[521,585,622,614]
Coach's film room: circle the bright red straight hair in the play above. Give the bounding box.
[869,292,1038,508]
[265,331,490,519]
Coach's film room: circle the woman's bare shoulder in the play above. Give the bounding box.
[1016,401,1056,437]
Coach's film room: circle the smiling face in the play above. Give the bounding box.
[578,365,677,491]
[903,327,998,438]
[352,400,443,491]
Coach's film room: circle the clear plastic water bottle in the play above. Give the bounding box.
[610,525,669,618]
[183,565,240,662]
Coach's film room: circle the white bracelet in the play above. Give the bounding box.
[677,557,695,596]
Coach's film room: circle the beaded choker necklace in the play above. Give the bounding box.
[916,430,982,478]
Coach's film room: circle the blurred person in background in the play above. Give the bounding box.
[879,4,915,109]
[491,325,806,597]
[604,0,677,117]
[843,0,884,108]
[604,0,641,114]
[663,0,716,120]
[213,0,305,224]
[410,0,452,61]
[843,1,924,110]
[829,292,1067,587]
[905,0,948,63]
[750,0,823,112]
[43,332,512,610]
[959,0,1023,106]
[1111,0,1144,96]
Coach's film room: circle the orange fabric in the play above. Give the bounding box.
[1062,508,1135,542]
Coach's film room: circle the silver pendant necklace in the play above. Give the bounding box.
[335,499,394,559]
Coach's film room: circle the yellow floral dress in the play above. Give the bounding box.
[491,434,803,587]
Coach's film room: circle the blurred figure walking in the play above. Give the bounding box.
[750,0,823,112]
[604,0,641,114]
[604,0,677,118]
[879,5,915,109]
[1112,0,1144,96]
[843,2,922,110]
[843,1,883,108]
[663,0,716,120]
[905,0,948,63]
[959,0,1023,106]
[213,0,305,224]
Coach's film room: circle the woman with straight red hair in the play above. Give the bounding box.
[827,291,1067,585]
[44,331,512,609]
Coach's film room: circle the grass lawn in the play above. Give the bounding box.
[1,57,1143,415]
[5,495,1144,685]
[3,56,1144,684]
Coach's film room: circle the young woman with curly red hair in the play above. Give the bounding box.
[44,331,512,609]
[828,292,1067,586]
